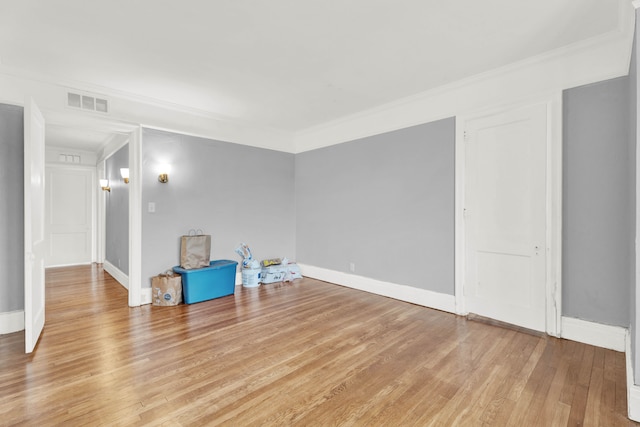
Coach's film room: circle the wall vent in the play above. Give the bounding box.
[67,91,109,114]
[58,154,81,163]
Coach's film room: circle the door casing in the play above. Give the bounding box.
[454,93,563,337]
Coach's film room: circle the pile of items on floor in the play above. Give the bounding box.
[151,230,302,307]
[234,242,302,287]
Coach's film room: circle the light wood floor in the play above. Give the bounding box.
[0,264,636,426]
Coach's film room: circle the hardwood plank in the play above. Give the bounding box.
[0,264,636,426]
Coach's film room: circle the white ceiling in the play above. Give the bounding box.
[45,124,116,151]
[0,0,625,141]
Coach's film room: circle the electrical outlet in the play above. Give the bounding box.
[349,262,356,273]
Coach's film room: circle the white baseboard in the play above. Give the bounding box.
[46,261,93,268]
[0,310,24,334]
[626,331,640,421]
[561,316,626,352]
[236,271,242,286]
[103,260,129,290]
[141,287,152,305]
[298,264,456,314]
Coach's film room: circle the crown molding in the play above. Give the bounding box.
[0,0,632,155]
[294,0,635,152]
[0,66,296,153]
[0,65,239,125]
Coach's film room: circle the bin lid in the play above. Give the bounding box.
[173,259,238,274]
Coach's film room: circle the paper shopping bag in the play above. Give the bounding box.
[151,271,183,306]
[180,229,211,269]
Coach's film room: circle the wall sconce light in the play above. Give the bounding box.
[99,179,111,192]
[158,164,170,183]
[120,168,130,184]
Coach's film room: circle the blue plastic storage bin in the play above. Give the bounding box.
[173,260,238,304]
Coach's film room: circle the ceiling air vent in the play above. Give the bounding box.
[67,91,109,114]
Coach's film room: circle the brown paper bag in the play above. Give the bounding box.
[152,271,183,306]
[180,229,211,269]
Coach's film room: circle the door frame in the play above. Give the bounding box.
[96,126,142,307]
[454,93,563,337]
[128,127,142,307]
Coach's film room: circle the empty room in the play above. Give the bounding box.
[2,1,640,425]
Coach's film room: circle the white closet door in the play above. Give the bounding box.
[464,103,548,332]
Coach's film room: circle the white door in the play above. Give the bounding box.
[24,97,46,353]
[464,103,547,332]
[45,166,94,267]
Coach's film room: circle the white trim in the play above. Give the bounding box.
[98,133,130,163]
[141,287,152,305]
[0,310,25,334]
[455,95,562,336]
[0,68,295,153]
[46,262,93,268]
[235,271,242,286]
[139,123,294,153]
[454,117,466,316]
[96,160,105,264]
[546,93,563,337]
[294,0,634,153]
[103,260,129,290]
[626,331,640,421]
[128,128,143,307]
[0,2,632,155]
[91,166,98,264]
[630,385,640,423]
[299,264,456,314]
[636,0,640,388]
[0,64,276,130]
[561,317,626,352]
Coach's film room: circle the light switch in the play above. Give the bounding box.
[148,202,156,213]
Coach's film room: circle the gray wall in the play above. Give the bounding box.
[295,118,455,294]
[563,77,632,327]
[141,128,296,287]
[105,144,129,274]
[0,104,24,313]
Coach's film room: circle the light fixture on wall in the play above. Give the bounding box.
[99,179,111,192]
[120,168,130,184]
[158,164,170,183]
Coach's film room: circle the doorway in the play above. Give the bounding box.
[42,117,140,307]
